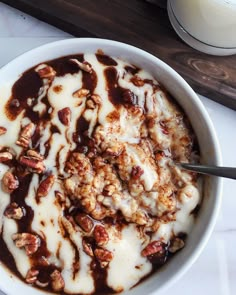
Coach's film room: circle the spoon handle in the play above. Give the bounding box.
[180,163,236,180]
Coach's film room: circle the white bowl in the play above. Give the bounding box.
[0,38,222,295]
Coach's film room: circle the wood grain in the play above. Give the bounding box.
[2,0,236,110]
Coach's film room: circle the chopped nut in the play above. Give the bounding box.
[94,248,113,268]
[0,126,7,135]
[130,76,145,87]
[131,166,144,179]
[70,59,92,73]
[1,171,19,193]
[26,150,44,161]
[75,213,94,232]
[82,238,94,257]
[73,88,90,98]
[94,225,109,246]
[37,175,55,198]
[91,94,102,105]
[0,152,13,163]
[141,240,164,257]
[86,99,96,109]
[169,237,185,253]
[65,152,92,175]
[55,191,66,202]
[26,269,39,284]
[58,107,71,126]
[12,233,40,255]
[16,123,35,148]
[35,64,56,80]
[103,184,116,196]
[50,270,65,292]
[19,155,45,174]
[4,203,24,219]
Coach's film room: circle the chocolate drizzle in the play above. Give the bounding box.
[5,70,42,121]
[96,54,118,66]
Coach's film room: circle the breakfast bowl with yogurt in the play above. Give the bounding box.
[0,38,222,295]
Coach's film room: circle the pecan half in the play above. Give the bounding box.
[50,270,65,292]
[12,233,40,255]
[4,203,24,220]
[26,149,44,161]
[0,152,13,163]
[35,64,56,80]
[75,213,94,232]
[1,171,19,193]
[141,240,164,257]
[58,107,71,126]
[16,123,35,148]
[73,88,90,98]
[0,127,7,135]
[19,155,45,174]
[26,269,39,284]
[70,59,92,73]
[93,225,109,246]
[37,175,55,198]
[82,238,94,257]
[131,166,144,180]
[94,248,113,268]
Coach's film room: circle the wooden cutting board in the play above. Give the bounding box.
[2,0,236,110]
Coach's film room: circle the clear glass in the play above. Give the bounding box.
[168,0,236,56]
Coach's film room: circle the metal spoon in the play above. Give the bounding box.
[179,163,236,180]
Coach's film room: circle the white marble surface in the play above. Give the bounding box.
[0,2,235,295]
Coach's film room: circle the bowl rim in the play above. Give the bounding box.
[0,37,223,295]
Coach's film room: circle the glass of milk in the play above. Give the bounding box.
[167,0,236,55]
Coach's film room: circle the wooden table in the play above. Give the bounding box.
[2,0,236,110]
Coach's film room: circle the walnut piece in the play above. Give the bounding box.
[37,175,55,198]
[94,248,113,268]
[4,203,24,219]
[12,233,40,255]
[26,269,39,284]
[50,270,65,292]
[70,59,92,73]
[0,126,7,135]
[169,237,185,253]
[16,123,35,148]
[35,64,56,80]
[93,225,109,246]
[75,213,94,232]
[73,88,90,98]
[1,171,19,193]
[58,107,71,126]
[65,152,92,175]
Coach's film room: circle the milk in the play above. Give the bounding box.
[169,0,236,49]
